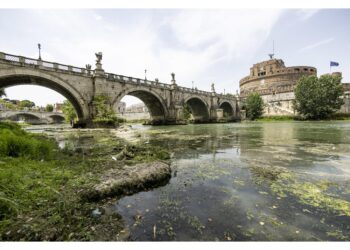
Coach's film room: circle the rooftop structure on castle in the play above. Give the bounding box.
[239,58,317,97]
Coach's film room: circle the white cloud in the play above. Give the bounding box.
[1,9,283,105]
[297,9,319,21]
[298,37,334,52]
[94,14,102,21]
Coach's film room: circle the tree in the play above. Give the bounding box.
[19,100,35,109]
[93,94,117,125]
[182,104,192,121]
[62,100,77,124]
[245,92,264,120]
[294,75,344,119]
[0,89,6,97]
[45,104,54,112]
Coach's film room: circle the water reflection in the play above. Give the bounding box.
[116,122,350,241]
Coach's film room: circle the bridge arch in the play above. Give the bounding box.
[113,87,169,125]
[184,96,210,123]
[0,68,89,123]
[48,114,65,123]
[219,101,235,120]
[7,112,42,124]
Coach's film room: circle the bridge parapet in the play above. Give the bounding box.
[1,51,237,99]
[0,51,93,76]
[105,72,222,97]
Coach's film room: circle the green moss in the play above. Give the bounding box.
[288,182,350,216]
[326,230,348,240]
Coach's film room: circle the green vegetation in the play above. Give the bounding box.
[45,104,54,112]
[257,115,295,121]
[62,100,77,124]
[0,88,5,97]
[0,122,54,160]
[0,99,17,110]
[250,164,350,219]
[328,113,350,120]
[19,100,35,109]
[93,94,118,127]
[294,75,344,119]
[0,121,170,240]
[245,92,264,120]
[182,104,192,122]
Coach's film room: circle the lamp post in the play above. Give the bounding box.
[192,81,194,89]
[145,69,147,80]
[38,43,42,60]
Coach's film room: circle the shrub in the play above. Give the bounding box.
[245,92,264,120]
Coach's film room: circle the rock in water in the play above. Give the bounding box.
[82,161,171,201]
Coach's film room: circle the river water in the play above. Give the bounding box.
[27,121,350,241]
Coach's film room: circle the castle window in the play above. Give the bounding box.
[295,68,300,72]
[310,69,314,72]
[304,68,308,71]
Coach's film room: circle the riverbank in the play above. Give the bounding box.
[257,113,350,122]
[0,122,171,240]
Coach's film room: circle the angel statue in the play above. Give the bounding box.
[211,83,216,93]
[95,52,103,63]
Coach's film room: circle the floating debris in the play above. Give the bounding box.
[153,224,157,239]
[92,208,102,218]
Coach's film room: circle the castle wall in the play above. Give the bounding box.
[261,92,295,116]
[239,58,350,117]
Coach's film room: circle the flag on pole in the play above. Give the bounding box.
[330,61,339,67]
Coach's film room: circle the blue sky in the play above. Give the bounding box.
[1,9,349,106]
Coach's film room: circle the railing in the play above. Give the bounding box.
[0,51,92,75]
[104,71,223,96]
[0,51,237,99]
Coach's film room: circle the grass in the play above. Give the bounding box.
[256,113,350,122]
[257,115,295,122]
[0,122,55,160]
[0,121,170,240]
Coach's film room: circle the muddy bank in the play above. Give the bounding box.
[82,161,172,201]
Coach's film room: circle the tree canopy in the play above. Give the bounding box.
[62,100,77,124]
[245,92,264,120]
[294,75,344,119]
[0,89,6,97]
[45,104,54,112]
[19,100,35,109]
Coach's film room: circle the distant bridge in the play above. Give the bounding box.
[0,109,65,124]
[0,51,239,127]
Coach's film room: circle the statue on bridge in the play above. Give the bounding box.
[171,72,177,86]
[94,52,104,74]
[95,52,103,63]
[211,83,216,93]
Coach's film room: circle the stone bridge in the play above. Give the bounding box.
[0,51,239,127]
[0,109,65,124]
